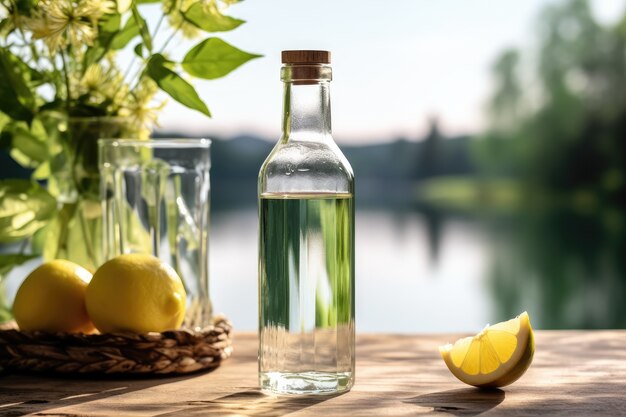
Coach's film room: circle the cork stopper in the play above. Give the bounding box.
[282,50,331,65]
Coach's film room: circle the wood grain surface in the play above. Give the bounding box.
[0,331,624,416]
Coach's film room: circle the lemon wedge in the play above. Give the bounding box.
[439,311,535,388]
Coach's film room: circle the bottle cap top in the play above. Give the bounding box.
[282,50,330,64]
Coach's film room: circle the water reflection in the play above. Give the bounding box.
[419,205,445,265]
[484,208,625,329]
[209,204,624,332]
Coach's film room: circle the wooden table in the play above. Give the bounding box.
[0,331,624,416]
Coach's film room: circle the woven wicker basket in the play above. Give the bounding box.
[0,315,232,375]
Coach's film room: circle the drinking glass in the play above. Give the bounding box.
[98,139,211,329]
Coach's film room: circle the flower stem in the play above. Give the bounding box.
[159,22,183,54]
[128,19,183,92]
[152,14,165,40]
[60,50,72,113]
[124,14,166,89]
[47,50,62,98]
[122,55,139,84]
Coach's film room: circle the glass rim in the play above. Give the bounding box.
[98,138,211,148]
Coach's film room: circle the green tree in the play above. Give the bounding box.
[476,0,626,206]
[416,117,443,179]
[473,49,524,177]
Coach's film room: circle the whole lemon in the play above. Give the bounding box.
[86,254,186,333]
[13,260,94,333]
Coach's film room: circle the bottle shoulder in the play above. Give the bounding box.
[259,138,354,195]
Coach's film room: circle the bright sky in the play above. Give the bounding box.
[138,0,624,143]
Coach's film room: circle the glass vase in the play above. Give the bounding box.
[45,117,136,272]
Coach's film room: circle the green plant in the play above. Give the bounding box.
[474,0,625,204]
[0,0,260,276]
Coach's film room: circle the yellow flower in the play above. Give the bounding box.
[76,62,129,114]
[119,78,164,137]
[163,0,202,39]
[77,0,116,23]
[81,63,105,92]
[163,0,239,39]
[27,0,114,53]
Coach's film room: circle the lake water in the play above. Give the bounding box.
[212,207,492,333]
[210,205,625,332]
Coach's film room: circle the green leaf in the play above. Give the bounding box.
[146,54,211,117]
[82,48,99,72]
[4,118,52,168]
[38,203,76,261]
[40,201,103,270]
[136,0,161,3]
[132,4,152,52]
[0,19,14,37]
[0,112,10,133]
[39,99,64,112]
[181,37,261,80]
[99,13,121,41]
[0,254,37,278]
[11,55,45,87]
[183,3,245,33]
[0,130,11,151]
[0,180,56,243]
[15,0,37,14]
[9,149,33,168]
[111,15,140,50]
[10,125,49,163]
[32,161,51,180]
[134,42,144,58]
[0,297,12,323]
[30,221,48,254]
[0,49,35,122]
[84,13,121,69]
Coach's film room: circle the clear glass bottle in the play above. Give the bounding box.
[258,50,355,395]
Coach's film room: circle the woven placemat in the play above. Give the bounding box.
[0,315,232,375]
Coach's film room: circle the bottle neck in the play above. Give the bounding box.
[281,81,332,142]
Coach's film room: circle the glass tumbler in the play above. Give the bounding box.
[98,139,211,329]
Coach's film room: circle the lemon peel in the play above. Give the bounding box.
[86,254,186,333]
[439,312,535,388]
